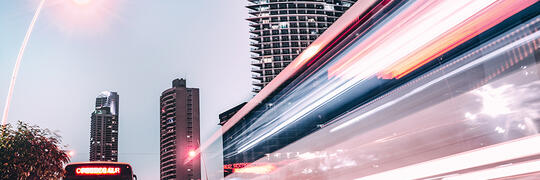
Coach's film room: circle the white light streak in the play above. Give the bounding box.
[355,134,540,180]
[336,0,496,80]
[443,159,540,180]
[2,0,46,126]
[330,30,540,132]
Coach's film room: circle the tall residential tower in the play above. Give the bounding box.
[89,91,119,162]
[160,79,201,180]
[248,0,357,92]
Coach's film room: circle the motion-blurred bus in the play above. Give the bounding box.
[64,162,136,180]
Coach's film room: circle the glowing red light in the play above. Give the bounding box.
[68,151,75,157]
[75,167,120,175]
[224,163,249,170]
[188,150,197,158]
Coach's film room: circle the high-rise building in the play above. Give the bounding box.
[248,0,357,92]
[89,91,119,162]
[160,78,201,180]
[218,102,246,126]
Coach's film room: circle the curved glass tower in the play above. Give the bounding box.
[89,91,119,162]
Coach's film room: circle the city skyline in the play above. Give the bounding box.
[0,1,252,179]
[1,0,539,179]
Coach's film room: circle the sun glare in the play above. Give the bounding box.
[46,0,123,36]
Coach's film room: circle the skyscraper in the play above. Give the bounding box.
[160,79,201,180]
[89,91,119,162]
[248,0,357,92]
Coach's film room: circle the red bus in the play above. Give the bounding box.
[64,162,137,180]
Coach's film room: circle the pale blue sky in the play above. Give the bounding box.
[0,0,252,179]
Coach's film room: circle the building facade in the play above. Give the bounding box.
[89,91,119,162]
[248,0,357,92]
[160,79,201,180]
[220,0,359,176]
[218,102,247,126]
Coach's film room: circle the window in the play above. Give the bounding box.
[324,4,334,10]
[279,22,289,28]
[262,57,272,63]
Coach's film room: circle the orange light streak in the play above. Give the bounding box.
[233,164,276,175]
[328,1,436,78]
[380,0,537,79]
[327,0,537,80]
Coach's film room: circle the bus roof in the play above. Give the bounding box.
[66,162,132,166]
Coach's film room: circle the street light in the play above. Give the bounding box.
[188,150,197,158]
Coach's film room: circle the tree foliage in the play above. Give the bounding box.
[0,121,70,180]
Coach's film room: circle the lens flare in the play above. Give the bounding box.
[47,0,124,36]
[188,150,197,158]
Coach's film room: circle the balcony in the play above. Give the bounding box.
[252,81,264,87]
[252,75,264,80]
[251,68,262,74]
[251,61,263,67]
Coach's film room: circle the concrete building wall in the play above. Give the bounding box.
[160,79,201,180]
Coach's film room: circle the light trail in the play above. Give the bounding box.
[184,0,380,165]
[355,134,540,180]
[330,30,540,132]
[239,0,536,154]
[1,0,46,126]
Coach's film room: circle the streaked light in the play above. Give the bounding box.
[443,159,540,180]
[233,164,276,175]
[196,0,379,161]
[237,83,342,152]
[355,134,540,180]
[328,0,536,80]
[75,167,120,175]
[330,28,540,133]
[294,45,321,68]
[1,0,45,126]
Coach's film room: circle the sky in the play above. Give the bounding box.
[0,0,253,179]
